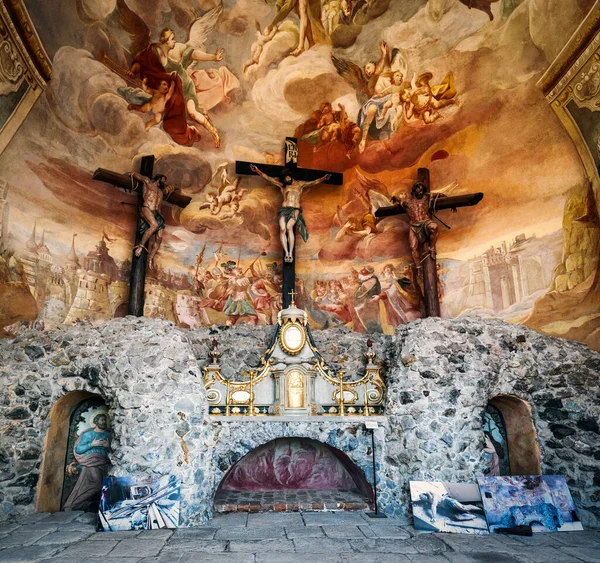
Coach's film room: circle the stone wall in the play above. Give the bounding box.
[0,316,598,528]
[383,317,600,528]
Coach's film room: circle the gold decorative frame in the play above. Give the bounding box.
[279,321,306,356]
[537,1,600,189]
[332,387,358,405]
[0,0,51,154]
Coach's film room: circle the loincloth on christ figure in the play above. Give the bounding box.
[410,219,436,243]
[139,209,165,235]
[278,206,308,242]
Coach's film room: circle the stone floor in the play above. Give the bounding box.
[0,510,598,563]
[214,488,370,513]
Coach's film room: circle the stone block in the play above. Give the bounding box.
[75,512,98,525]
[109,539,167,557]
[214,526,285,540]
[77,558,145,563]
[228,539,295,552]
[510,533,575,548]
[360,525,411,539]
[87,530,142,541]
[322,525,368,539]
[558,546,600,562]
[170,527,216,539]
[405,556,448,563]
[0,545,62,562]
[178,555,254,563]
[293,537,352,551]
[343,556,411,563]
[443,553,531,563]
[54,521,96,532]
[136,529,173,540]
[284,526,325,538]
[437,534,522,554]
[247,513,303,527]
[34,530,93,545]
[257,555,345,563]
[349,538,417,554]
[303,512,367,526]
[54,539,119,557]
[207,513,248,528]
[162,539,227,552]
[517,546,586,562]
[551,530,600,547]
[0,529,51,548]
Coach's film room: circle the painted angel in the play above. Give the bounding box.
[243,21,279,73]
[332,43,409,152]
[199,163,247,217]
[406,71,458,125]
[106,0,239,147]
[334,171,396,245]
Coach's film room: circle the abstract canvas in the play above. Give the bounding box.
[98,475,180,532]
[410,481,489,535]
[478,475,584,533]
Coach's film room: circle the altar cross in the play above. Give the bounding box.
[92,155,191,316]
[236,137,343,308]
[375,168,484,317]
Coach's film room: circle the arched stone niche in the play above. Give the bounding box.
[207,421,384,516]
[488,394,541,476]
[36,390,105,513]
[214,437,373,511]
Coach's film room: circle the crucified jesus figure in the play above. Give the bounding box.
[249,164,330,263]
[393,182,440,268]
[129,172,175,269]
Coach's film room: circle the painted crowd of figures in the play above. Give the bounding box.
[194,257,424,332]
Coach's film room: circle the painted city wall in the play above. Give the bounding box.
[0,0,599,347]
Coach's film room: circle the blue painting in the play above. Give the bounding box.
[478,475,583,533]
[98,474,180,531]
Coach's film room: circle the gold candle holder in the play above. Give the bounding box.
[225,379,231,417]
[339,370,345,417]
[248,371,255,417]
[364,381,369,417]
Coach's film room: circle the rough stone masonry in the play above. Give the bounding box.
[0,316,598,527]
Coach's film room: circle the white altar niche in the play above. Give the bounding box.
[202,301,385,417]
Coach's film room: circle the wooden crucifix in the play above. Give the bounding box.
[236,137,343,308]
[92,155,191,316]
[375,168,483,317]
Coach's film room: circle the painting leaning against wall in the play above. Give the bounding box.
[0,0,598,347]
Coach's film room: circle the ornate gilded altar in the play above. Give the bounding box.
[202,300,385,416]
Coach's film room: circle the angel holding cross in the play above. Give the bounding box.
[249,165,330,263]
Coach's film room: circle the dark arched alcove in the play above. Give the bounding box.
[487,394,541,476]
[215,437,373,512]
[37,391,109,513]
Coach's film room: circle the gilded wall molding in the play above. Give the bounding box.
[538,1,600,98]
[536,1,600,196]
[0,0,51,154]
[1,0,50,84]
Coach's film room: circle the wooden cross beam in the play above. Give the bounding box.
[92,155,191,316]
[236,137,343,309]
[375,168,484,317]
